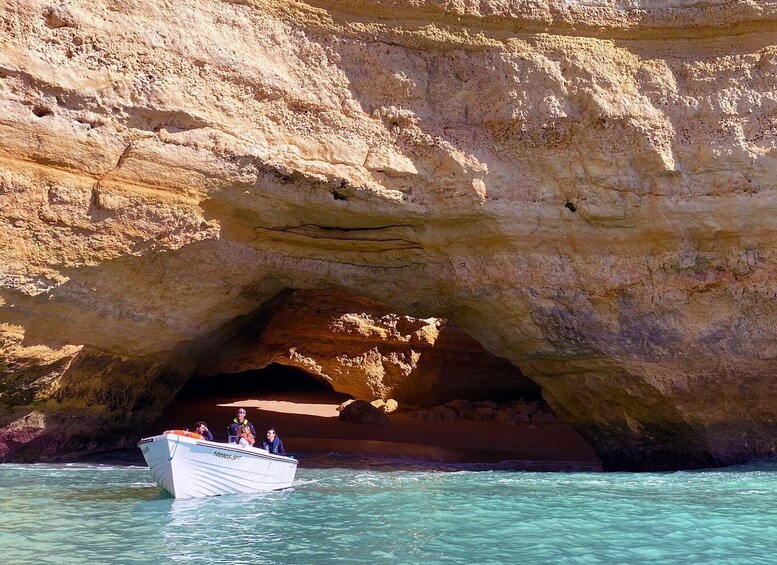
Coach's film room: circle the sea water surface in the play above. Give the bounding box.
[2,460,777,564]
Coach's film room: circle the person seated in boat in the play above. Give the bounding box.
[228,408,256,442]
[236,425,255,448]
[194,421,213,441]
[261,427,286,455]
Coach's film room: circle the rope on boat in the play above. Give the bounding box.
[168,434,181,461]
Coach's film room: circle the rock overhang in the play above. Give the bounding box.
[2,0,777,468]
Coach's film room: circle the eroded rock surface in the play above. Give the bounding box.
[2,0,777,468]
[338,399,390,425]
[197,288,538,405]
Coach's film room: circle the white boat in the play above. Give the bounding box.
[138,430,298,499]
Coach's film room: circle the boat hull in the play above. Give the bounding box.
[138,433,298,498]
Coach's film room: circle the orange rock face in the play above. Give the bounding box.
[2,0,777,468]
[197,289,539,405]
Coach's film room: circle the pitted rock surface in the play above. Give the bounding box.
[2,1,777,468]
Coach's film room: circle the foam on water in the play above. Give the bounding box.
[2,461,777,564]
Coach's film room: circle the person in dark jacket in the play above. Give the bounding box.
[228,408,255,441]
[194,421,213,441]
[261,427,285,455]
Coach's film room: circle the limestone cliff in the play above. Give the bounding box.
[2,0,777,469]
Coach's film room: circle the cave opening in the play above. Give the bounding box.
[176,363,341,401]
[146,288,601,469]
[147,363,351,443]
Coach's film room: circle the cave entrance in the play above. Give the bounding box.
[147,363,351,442]
[150,288,601,469]
[176,363,341,401]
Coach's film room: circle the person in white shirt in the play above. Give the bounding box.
[236,424,255,448]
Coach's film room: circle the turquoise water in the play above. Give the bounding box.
[2,461,777,564]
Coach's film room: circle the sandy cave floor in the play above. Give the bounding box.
[135,389,603,472]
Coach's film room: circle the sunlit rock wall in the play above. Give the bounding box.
[1,0,777,468]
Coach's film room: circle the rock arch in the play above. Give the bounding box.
[3,1,777,469]
[192,288,540,406]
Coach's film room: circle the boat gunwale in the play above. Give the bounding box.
[137,433,298,466]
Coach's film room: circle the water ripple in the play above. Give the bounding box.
[2,462,777,563]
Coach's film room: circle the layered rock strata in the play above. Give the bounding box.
[2,0,777,468]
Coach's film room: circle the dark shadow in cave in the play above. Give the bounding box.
[404,323,543,406]
[176,363,342,401]
[145,363,351,442]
